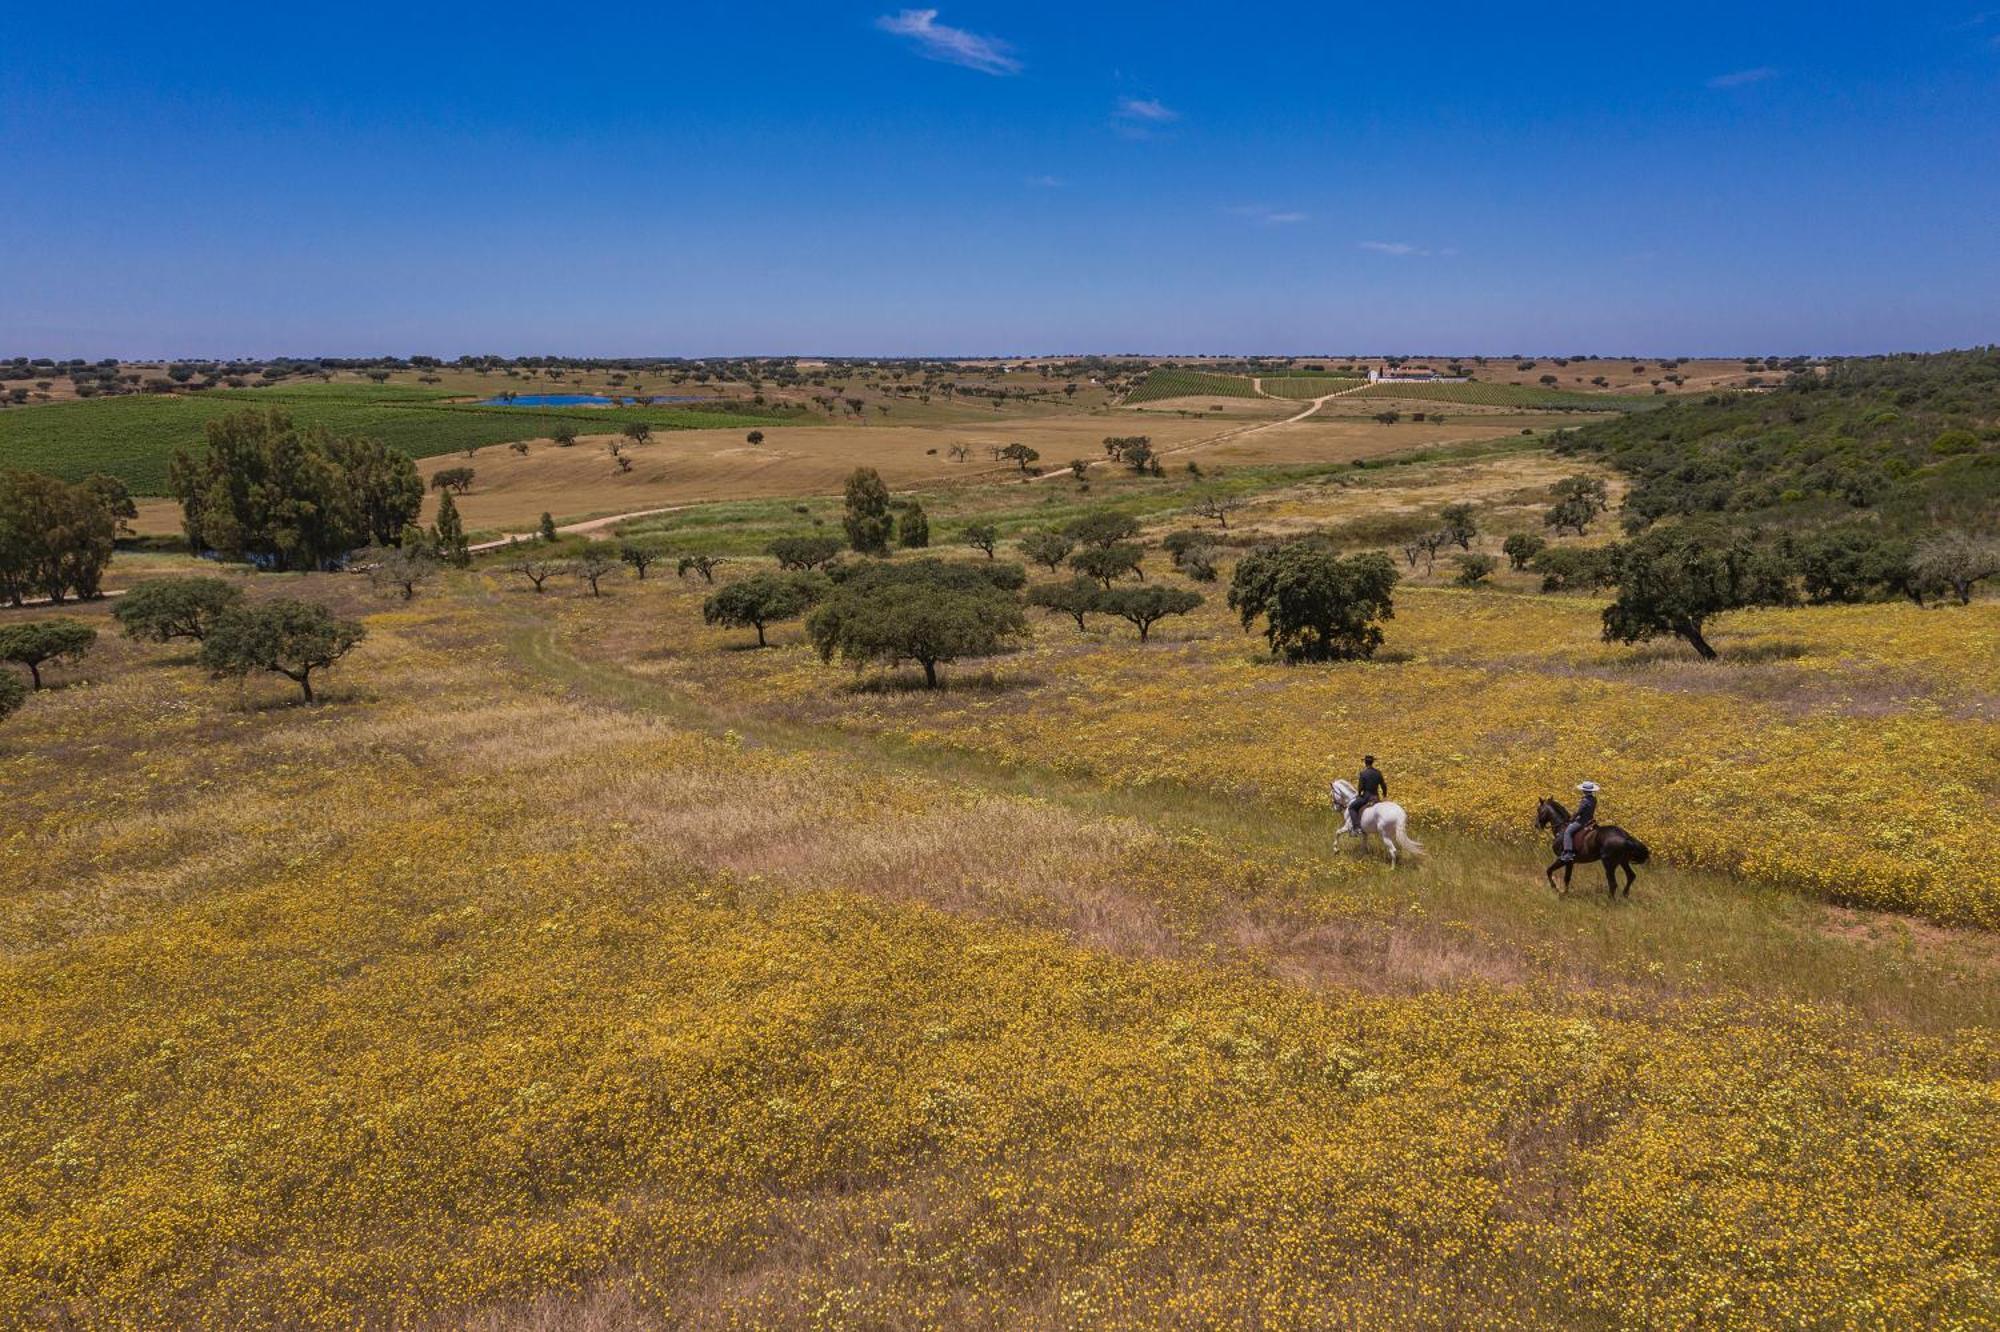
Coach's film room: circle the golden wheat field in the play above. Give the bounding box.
[2,477,1997,1328]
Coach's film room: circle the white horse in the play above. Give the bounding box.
[1330,779,1424,867]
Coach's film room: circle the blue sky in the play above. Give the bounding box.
[4,3,1998,357]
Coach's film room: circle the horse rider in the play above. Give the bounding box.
[1348,755,1388,833]
[1560,781,1599,863]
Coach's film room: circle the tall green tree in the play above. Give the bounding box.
[1228,543,1399,662]
[168,410,418,569]
[0,470,117,604]
[843,467,894,555]
[432,489,470,567]
[897,500,931,549]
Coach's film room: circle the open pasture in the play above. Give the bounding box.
[1355,380,1664,411]
[0,531,1994,1327]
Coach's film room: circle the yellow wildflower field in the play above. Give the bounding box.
[599,571,2000,930]
[0,570,1994,1328]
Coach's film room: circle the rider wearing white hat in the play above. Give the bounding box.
[1561,782,1599,863]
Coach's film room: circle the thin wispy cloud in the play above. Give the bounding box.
[875,9,1021,75]
[1228,205,1307,225]
[1359,240,1426,257]
[1708,66,1778,89]
[1115,97,1179,123]
[1026,174,1063,188]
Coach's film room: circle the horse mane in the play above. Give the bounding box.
[1540,797,1571,824]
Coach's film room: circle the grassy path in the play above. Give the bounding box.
[497,602,1999,1037]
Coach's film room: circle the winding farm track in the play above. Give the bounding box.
[468,381,1374,550]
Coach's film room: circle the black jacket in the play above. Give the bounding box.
[1358,766,1387,798]
[1574,791,1597,824]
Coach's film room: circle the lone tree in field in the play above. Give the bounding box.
[1228,543,1399,663]
[703,572,822,647]
[677,553,727,584]
[1438,503,1479,551]
[1454,553,1497,587]
[199,600,364,703]
[769,535,845,571]
[1072,542,1144,588]
[806,560,1027,688]
[538,512,558,542]
[961,523,999,558]
[1191,494,1244,529]
[551,424,578,448]
[0,620,96,689]
[1601,521,1794,660]
[1019,530,1075,571]
[1026,576,1103,631]
[1000,442,1040,474]
[746,430,765,446]
[1910,531,2000,605]
[619,542,662,579]
[1069,458,1090,483]
[0,667,22,722]
[572,543,618,597]
[112,576,242,644]
[370,543,438,600]
[1502,533,1546,570]
[431,466,476,494]
[1096,585,1203,642]
[897,501,931,549]
[432,489,470,566]
[1545,476,1610,537]
[511,555,559,593]
[843,467,894,555]
[623,422,652,446]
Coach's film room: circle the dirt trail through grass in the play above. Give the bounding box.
[497,602,2000,1037]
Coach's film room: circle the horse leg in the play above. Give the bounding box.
[1622,860,1636,897]
[1545,860,1564,894]
[1603,859,1619,901]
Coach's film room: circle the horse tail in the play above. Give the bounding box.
[1390,812,1425,856]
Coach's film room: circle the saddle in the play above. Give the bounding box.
[1570,824,1601,857]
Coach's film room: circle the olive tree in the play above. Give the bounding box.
[961,523,999,558]
[1502,533,1546,570]
[199,600,364,702]
[572,543,618,596]
[1071,542,1144,588]
[1026,576,1103,631]
[371,543,438,600]
[806,561,1027,688]
[703,572,822,647]
[1228,543,1399,662]
[1438,503,1478,551]
[1095,585,1203,641]
[677,553,728,583]
[619,542,661,579]
[1601,521,1794,660]
[511,555,559,593]
[1910,531,2000,606]
[1018,530,1075,571]
[769,535,844,571]
[0,619,96,689]
[111,576,242,643]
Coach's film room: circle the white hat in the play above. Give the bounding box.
[1577,781,1600,793]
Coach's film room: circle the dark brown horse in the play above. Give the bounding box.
[1535,798,1651,899]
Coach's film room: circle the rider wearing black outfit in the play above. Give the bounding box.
[1349,756,1387,832]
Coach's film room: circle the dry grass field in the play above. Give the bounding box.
[3,445,1995,1328]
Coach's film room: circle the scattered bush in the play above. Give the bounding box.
[0,619,96,688]
[199,600,364,702]
[1228,544,1398,662]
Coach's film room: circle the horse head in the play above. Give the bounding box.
[1329,778,1354,810]
[1535,797,1568,830]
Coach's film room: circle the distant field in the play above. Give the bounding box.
[1355,381,1664,411]
[1259,375,1365,399]
[0,384,793,492]
[1122,369,1261,404]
